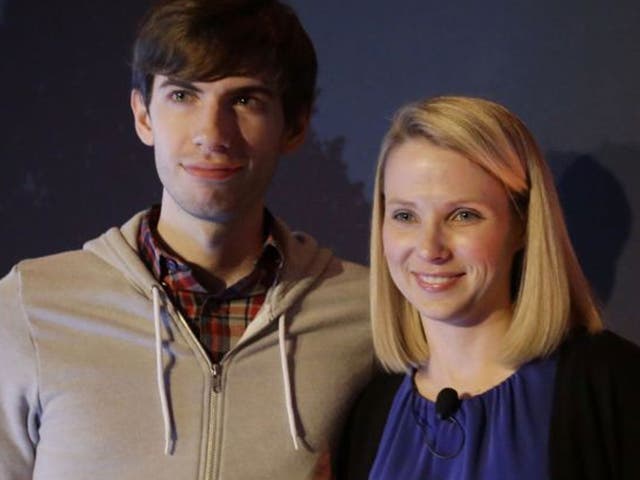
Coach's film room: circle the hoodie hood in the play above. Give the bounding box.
[83,210,334,324]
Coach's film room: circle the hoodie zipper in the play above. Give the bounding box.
[209,362,223,479]
[171,294,282,478]
[212,363,223,393]
[171,309,220,479]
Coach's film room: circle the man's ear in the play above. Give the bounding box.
[130,89,154,146]
[280,110,310,154]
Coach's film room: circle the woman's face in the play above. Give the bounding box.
[382,138,522,328]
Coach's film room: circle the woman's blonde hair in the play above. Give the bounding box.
[371,96,602,372]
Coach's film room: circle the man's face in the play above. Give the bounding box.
[131,74,305,224]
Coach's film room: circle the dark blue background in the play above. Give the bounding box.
[1,0,638,342]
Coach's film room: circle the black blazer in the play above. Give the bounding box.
[335,330,640,479]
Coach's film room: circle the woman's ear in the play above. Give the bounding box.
[130,89,154,147]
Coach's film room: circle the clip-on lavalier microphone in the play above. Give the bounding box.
[411,387,465,459]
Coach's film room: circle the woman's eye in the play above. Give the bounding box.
[451,209,480,222]
[392,211,414,222]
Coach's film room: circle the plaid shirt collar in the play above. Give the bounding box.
[137,206,283,300]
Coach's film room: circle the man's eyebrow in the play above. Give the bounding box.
[229,84,277,98]
[158,78,203,93]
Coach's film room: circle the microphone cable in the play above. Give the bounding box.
[410,387,465,459]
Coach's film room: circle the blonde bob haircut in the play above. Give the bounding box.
[371,96,602,372]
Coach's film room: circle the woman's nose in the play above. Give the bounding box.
[416,225,451,263]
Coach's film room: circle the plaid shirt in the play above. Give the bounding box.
[138,207,282,363]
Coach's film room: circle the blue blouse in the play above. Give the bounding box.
[369,356,557,479]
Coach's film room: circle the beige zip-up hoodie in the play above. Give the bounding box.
[0,210,374,479]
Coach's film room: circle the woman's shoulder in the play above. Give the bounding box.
[550,329,640,478]
[558,328,640,371]
[553,327,640,415]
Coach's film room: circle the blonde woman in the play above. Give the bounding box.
[337,96,640,479]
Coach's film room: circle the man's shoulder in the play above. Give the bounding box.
[314,255,369,299]
[329,255,369,279]
[6,248,95,277]
[1,249,113,296]
[0,249,108,325]
[3,209,146,280]
[2,210,149,294]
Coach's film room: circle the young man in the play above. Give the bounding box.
[0,1,373,478]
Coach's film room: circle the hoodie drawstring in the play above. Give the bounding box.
[152,285,174,455]
[153,285,298,453]
[278,313,300,450]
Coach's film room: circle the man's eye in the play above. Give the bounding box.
[234,95,268,110]
[170,90,191,103]
[234,95,258,106]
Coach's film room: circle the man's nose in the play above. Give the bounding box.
[192,101,235,154]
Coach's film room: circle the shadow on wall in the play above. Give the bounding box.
[267,129,372,265]
[548,148,633,306]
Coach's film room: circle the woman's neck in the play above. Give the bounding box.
[415,308,516,400]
